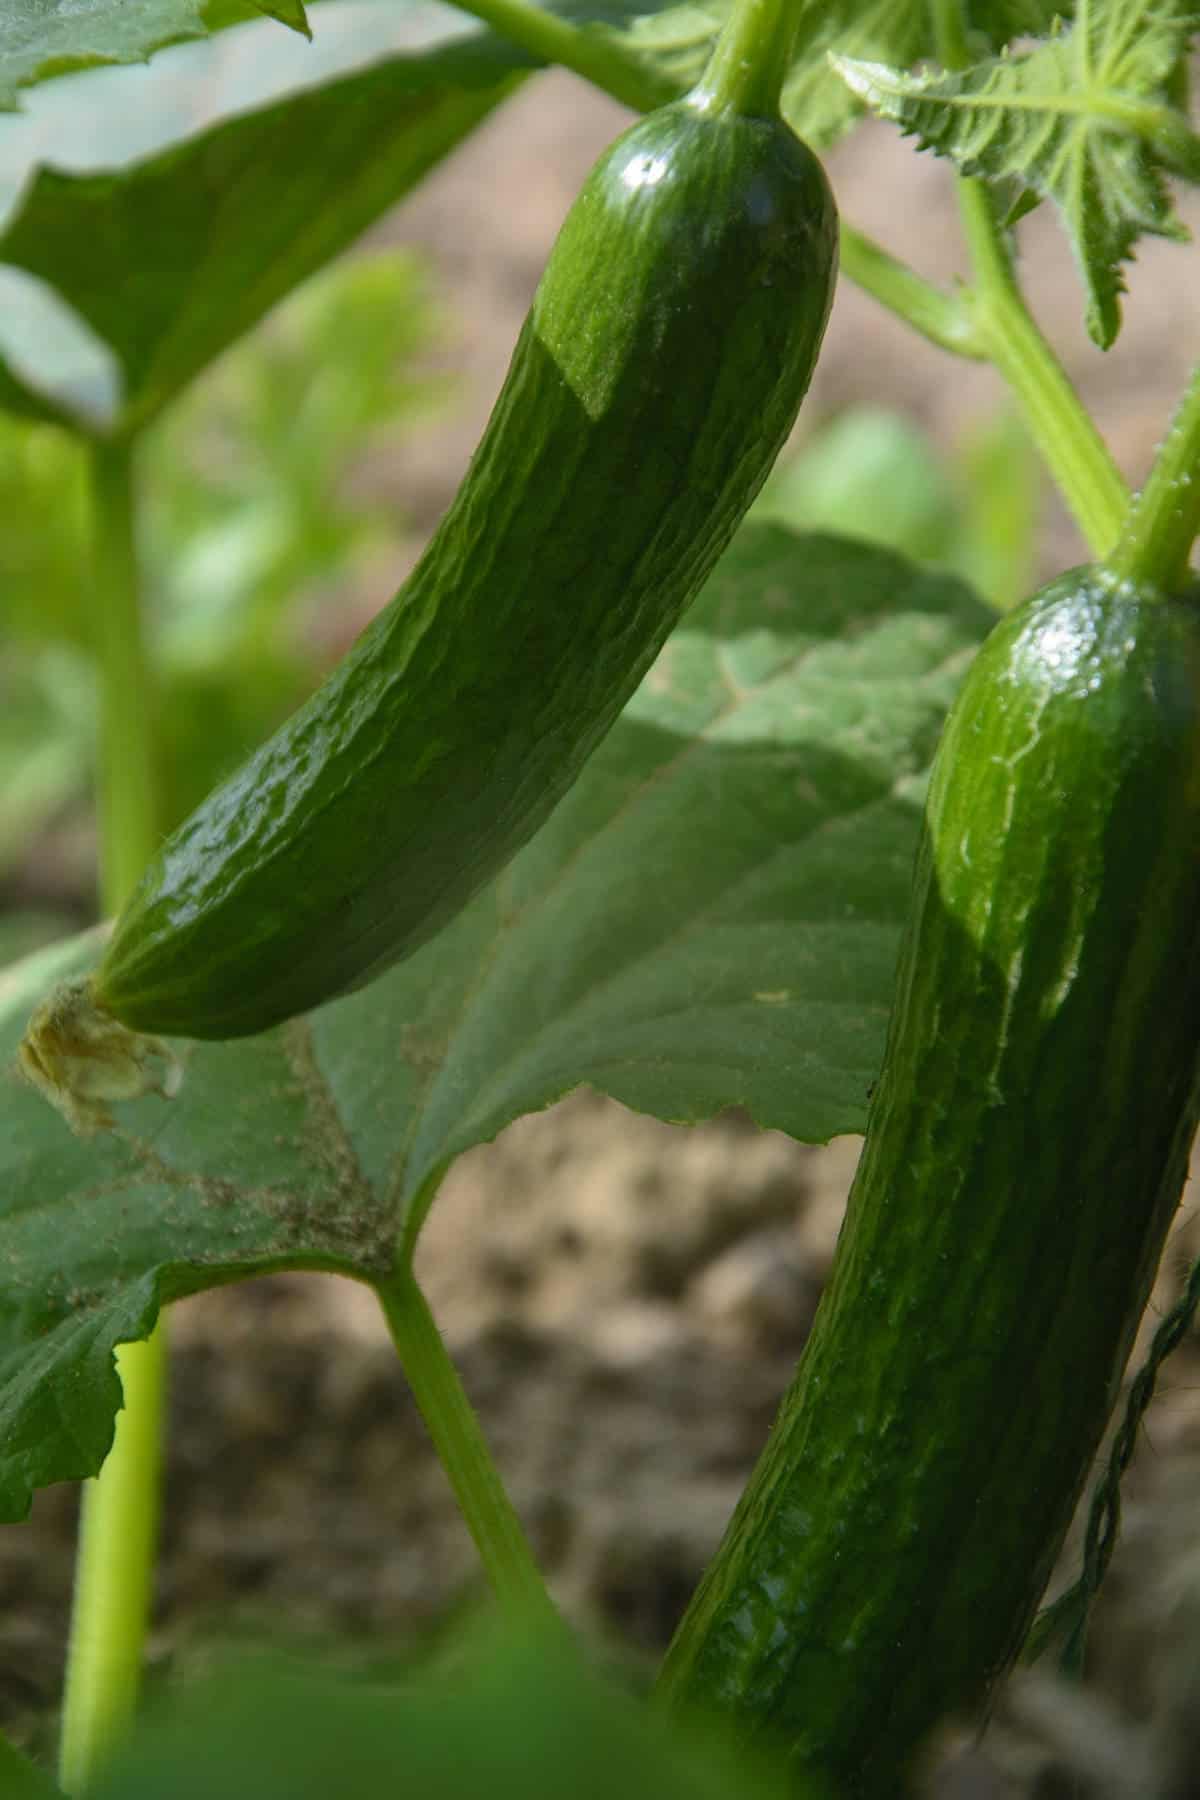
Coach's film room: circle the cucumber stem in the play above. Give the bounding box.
[1106,360,1200,593]
[58,438,166,1797]
[957,181,1129,559]
[375,1264,563,1634]
[929,0,1129,556]
[695,0,799,118]
[91,440,159,915]
[838,226,985,358]
[440,0,675,112]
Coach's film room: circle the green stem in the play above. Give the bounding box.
[1107,360,1200,591]
[839,225,985,358]
[59,1337,166,1795]
[959,181,1128,556]
[694,0,798,117]
[444,0,674,112]
[375,1265,562,1632]
[59,439,165,1798]
[930,0,971,68]
[90,441,158,915]
[925,0,1128,556]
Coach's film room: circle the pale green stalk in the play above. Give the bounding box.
[58,438,165,1797]
[1106,360,1200,591]
[375,1265,563,1632]
[931,0,1128,556]
[694,0,798,115]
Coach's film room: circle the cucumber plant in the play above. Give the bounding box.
[3,0,1200,1795]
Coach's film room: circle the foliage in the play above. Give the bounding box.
[1,0,1199,1791]
[0,526,991,1520]
[0,248,440,875]
[833,0,1200,346]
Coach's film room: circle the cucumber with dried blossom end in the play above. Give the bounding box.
[656,570,1200,1795]
[88,69,836,1042]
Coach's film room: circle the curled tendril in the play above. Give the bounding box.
[1024,1252,1200,1675]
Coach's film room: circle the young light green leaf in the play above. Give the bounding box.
[0,527,992,1518]
[832,0,1200,346]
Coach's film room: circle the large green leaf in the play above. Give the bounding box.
[0,8,532,429]
[92,1628,815,1800]
[0,526,992,1517]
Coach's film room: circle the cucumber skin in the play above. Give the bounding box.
[656,574,1200,1793]
[94,94,837,1039]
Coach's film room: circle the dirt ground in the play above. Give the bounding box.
[5,67,1200,1797]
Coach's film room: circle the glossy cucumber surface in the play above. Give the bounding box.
[94,91,837,1038]
[656,572,1200,1794]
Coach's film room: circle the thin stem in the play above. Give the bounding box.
[950,173,1128,560]
[930,0,971,70]
[59,1337,166,1795]
[90,441,158,915]
[694,0,798,117]
[839,226,985,358]
[445,0,674,112]
[923,0,1129,556]
[1107,360,1200,592]
[375,1264,562,1633]
[59,438,165,1798]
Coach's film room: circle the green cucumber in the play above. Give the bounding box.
[656,571,1200,1794]
[91,41,836,1041]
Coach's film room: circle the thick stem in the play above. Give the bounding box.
[1107,360,1200,592]
[694,0,798,117]
[375,1265,562,1633]
[59,438,165,1797]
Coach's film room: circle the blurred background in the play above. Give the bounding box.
[3,41,1200,1799]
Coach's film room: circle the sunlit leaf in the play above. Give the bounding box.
[833,0,1200,345]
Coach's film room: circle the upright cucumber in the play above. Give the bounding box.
[656,571,1200,1794]
[90,8,836,1041]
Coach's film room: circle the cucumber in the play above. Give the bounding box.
[655,571,1200,1794]
[92,62,836,1040]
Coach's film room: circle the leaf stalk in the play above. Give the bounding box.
[58,439,166,1798]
